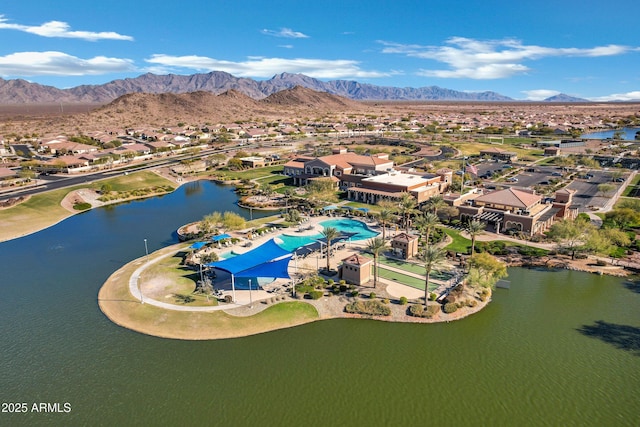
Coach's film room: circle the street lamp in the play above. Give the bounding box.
[140,238,148,304]
[248,279,253,308]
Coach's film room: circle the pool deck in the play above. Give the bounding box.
[130,214,461,311]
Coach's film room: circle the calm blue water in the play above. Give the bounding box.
[581,127,639,140]
[276,218,379,251]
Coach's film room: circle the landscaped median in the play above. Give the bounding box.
[97,242,320,340]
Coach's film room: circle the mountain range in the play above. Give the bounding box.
[0,71,589,104]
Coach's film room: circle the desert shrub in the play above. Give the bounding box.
[174,294,195,304]
[327,279,334,286]
[369,292,376,299]
[443,302,458,314]
[223,295,233,303]
[518,246,548,257]
[595,259,608,266]
[408,304,439,318]
[351,290,359,298]
[339,284,348,292]
[73,202,92,211]
[456,301,465,308]
[382,298,390,304]
[429,292,437,301]
[308,290,324,300]
[345,300,391,316]
[466,299,478,307]
[444,294,456,304]
[450,284,464,297]
[399,296,408,305]
[476,241,507,255]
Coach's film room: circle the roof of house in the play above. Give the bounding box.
[392,232,419,243]
[342,254,373,266]
[474,187,541,209]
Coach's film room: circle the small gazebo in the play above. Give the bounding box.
[391,233,419,259]
[339,254,372,286]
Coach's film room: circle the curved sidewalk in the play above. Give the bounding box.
[128,244,244,312]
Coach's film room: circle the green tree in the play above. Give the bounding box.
[424,195,447,216]
[422,246,447,306]
[415,212,440,246]
[376,208,396,240]
[100,183,112,194]
[604,208,640,230]
[222,211,246,231]
[597,183,615,197]
[466,220,486,256]
[321,226,340,273]
[548,218,595,259]
[307,178,338,205]
[468,252,508,289]
[398,193,417,232]
[227,158,243,170]
[200,212,222,235]
[366,237,387,288]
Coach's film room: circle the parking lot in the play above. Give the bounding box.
[474,162,629,212]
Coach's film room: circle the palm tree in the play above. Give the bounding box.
[366,237,386,288]
[377,208,395,240]
[414,212,440,247]
[422,246,447,306]
[425,195,447,217]
[466,220,486,256]
[398,193,416,233]
[321,226,340,273]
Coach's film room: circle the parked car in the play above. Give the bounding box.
[507,177,518,182]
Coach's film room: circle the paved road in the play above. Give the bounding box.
[0,143,256,202]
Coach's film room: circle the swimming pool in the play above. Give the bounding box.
[276,218,379,252]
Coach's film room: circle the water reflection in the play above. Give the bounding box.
[577,320,640,356]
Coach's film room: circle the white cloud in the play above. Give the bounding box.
[380,38,635,79]
[0,14,133,41]
[589,91,640,102]
[144,54,389,79]
[522,89,561,101]
[261,28,309,39]
[0,51,135,76]
[279,45,294,49]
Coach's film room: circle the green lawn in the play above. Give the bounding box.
[443,228,471,253]
[621,174,640,197]
[98,171,174,192]
[377,267,438,291]
[379,256,425,275]
[215,165,284,180]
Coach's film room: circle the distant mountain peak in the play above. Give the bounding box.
[0,71,516,104]
[543,93,589,102]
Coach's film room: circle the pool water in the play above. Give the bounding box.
[276,219,379,252]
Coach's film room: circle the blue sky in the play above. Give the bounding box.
[1,0,638,101]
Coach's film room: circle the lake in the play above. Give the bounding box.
[581,127,639,140]
[0,181,638,426]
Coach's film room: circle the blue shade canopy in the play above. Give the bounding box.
[190,242,207,249]
[208,239,291,275]
[322,205,337,211]
[234,254,293,279]
[211,233,232,242]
